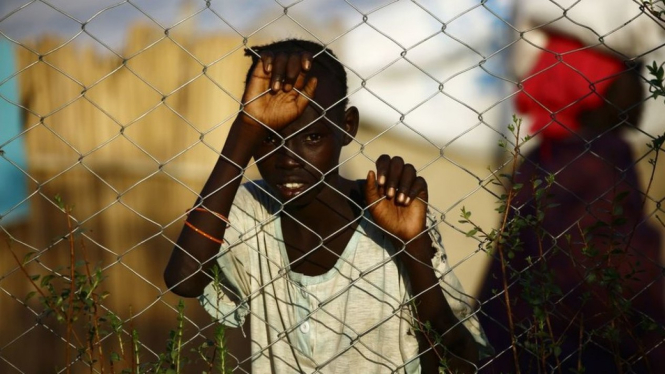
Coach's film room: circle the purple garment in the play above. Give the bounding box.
[478,131,664,373]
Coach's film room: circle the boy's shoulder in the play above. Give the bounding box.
[235,180,279,213]
[240,179,269,193]
[240,178,367,201]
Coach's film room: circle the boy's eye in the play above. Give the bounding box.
[304,133,322,143]
[264,135,279,145]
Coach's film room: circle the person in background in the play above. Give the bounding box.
[477,2,665,371]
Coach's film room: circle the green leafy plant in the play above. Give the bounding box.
[643,1,665,23]
[10,197,230,373]
[10,196,117,373]
[647,61,665,102]
[459,115,564,373]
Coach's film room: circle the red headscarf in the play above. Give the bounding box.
[516,34,625,139]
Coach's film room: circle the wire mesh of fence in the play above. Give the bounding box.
[0,0,664,373]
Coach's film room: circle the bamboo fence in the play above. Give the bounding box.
[1,24,257,373]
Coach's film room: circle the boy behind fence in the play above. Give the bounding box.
[165,39,490,373]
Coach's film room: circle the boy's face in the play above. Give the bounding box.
[254,102,354,208]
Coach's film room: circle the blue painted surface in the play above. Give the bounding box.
[0,39,29,225]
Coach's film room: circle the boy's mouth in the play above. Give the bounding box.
[276,182,307,198]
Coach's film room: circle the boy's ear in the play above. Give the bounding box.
[342,106,359,145]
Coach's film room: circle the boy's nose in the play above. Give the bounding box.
[275,144,302,169]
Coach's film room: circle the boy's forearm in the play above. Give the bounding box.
[399,235,479,372]
[198,116,267,207]
[164,117,267,297]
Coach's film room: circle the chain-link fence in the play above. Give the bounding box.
[1,0,664,373]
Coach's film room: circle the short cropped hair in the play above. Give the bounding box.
[244,39,349,119]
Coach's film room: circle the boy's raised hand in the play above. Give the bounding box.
[365,155,429,243]
[241,51,318,130]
